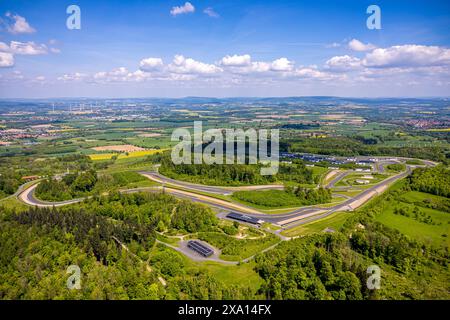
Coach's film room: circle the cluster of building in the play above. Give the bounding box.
[405,119,447,129]
[0,124,64,144]
[280,152,376,166]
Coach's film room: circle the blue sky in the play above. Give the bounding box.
[0,0,449,98]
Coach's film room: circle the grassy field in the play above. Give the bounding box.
[151,243,264,293]
[310,166,329,184]
[374,191,450,247]
[232,189,304,209]
[280,211,354,237]
[194,231,280,261]
[335,172,389,187]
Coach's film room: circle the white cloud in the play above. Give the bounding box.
[170,2,195,16]
[220,54,252,67]
[10,41,48,55]
[204,7,219,18]
[326,55,362,71]
[221,55,294,73]
[0,42,10,52]
[248,61,270,73]
[126,70,152,82]
[93,67,130,82]
[168,55,222,74]
[0,52,14,67]
[139,57,164,71]
[363,45,450,68]
[5,12,36,34]
[57,72,88,82]
[72,67,155,83]
[50,47,61,54]
[293,67,335,80]
[348,39,376,52]
[271,57,294,71]
[52,45,450,92]
[33,76,46,83]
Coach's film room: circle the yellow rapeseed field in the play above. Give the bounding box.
[89,149,167,160]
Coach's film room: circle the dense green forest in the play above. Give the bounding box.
[0,170,22,199]
[35,170,98,201]
[0,154,95,200]
[0,191,254,299]
[160,154,314,186]
[34,170,154,201]
[1,165,450,299]
[407,165,450,198]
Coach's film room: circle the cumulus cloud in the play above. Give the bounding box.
[53,44,450,91]
[220,55,294,73]
[5,12,36,34]
[363,45,450,68]
[220,54,252,67]
[348,39,376,52]
[270,57,294,71]
[169,54,222,74]
[293,66,336,81]
[170,2,195,16]
[139,57,164,71]
[204,7,219,18]
[68,67,154,83]
[326,55,362,71]
[248,61,271,73]
[0,41,48,67]
[10,41,48,55]
[0,52,14,67]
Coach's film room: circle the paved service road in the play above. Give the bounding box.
[324,170,350,188]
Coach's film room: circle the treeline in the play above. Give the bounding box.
[233,187,332,208]
[285,186,332,205]
[160,156,277,186]
[74,191,218,234]
[407,165,450,198]
[386,163,405,172]
[160,154,314,186]
[35,169,98,201]
[254,234,366,299]
[233,189,303,207]
[0,170,22,198]
[35,170,152,201]
[393,206,441,226]
[277,162,315,184]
